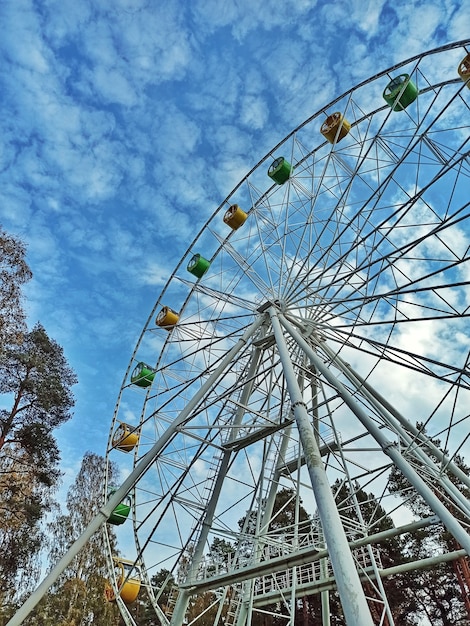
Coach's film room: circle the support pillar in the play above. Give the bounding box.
[269,307,375,626]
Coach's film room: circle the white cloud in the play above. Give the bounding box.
[191,0,313,39]
[448,2,470,40]
[240,95,268,130]
[91,66,138,107]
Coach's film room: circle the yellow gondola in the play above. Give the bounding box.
[156,306,179,330]
[320,112,351,144]
[112,422,139,452]
[458,53,470,87]
[223,204,247,230]
[105,558,141,604]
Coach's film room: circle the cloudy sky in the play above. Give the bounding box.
[1,0,469,499]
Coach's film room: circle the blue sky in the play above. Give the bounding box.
[1,0,469,499]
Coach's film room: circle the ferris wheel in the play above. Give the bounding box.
[103,41,470,626]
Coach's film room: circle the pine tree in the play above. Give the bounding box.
[0,323,77,606]
[0,323,77,450]
[389,425,470,625]
[207,538,235,575]
[136,569,175,626]
[0,227,32,351]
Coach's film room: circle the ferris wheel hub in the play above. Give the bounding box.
[256,299,282,313]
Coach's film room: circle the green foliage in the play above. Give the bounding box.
[48,453,118,583]
[23,453,121,626]
[0,227,32,351]
[23,573,121,626]
[186,591,219,626]
[267,486,310,531]
[0,323,77,436]
[208,538,235,572]
[19,423,62,486]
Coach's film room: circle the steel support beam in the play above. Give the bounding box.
[269,307,375,626]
